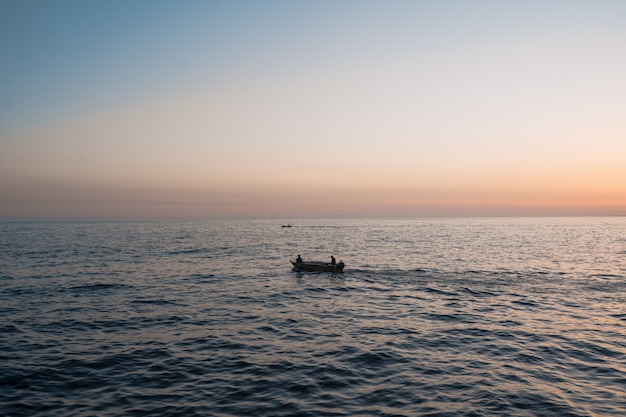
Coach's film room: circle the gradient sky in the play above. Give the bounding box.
[1,0,625,219]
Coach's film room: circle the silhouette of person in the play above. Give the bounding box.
[331,255,336,265]
[296,255,302,264]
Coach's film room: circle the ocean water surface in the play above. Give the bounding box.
[1,218,625,416]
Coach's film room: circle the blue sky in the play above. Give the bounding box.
[4,0,622,133]
[2,0,364,130]
[1,0,625,219]
[3,0,233,129]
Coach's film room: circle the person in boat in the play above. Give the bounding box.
[296,255,302,264]
[330,255,336,265]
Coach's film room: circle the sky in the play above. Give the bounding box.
[1,0,625,220]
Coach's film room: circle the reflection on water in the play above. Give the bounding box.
[1,218,625,416]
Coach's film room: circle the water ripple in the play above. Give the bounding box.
[1,219,626,416]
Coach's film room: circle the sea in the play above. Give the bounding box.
[1,218,625,417]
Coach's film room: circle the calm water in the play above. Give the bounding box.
[1,218,625,416]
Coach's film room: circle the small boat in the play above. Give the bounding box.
[282,224,292,228]
[291,260,345,272]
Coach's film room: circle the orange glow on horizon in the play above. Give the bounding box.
[2,173,624,219]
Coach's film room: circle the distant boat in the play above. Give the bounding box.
[291,260,345,273]
[282,224,292,228]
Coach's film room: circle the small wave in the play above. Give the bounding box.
[462,287,497,297]
[0,324,24,334]
[131,299,177,305]
[256,325,280,334]
[180,336,247,351]
[499,319,523,327]
[426,312,475,323]
[3,287,36,295]
[424,287,458,296]
[65,283,131,292]
[512,298,538,307]
[354,351,393,365]
[168,248,209,255]
[590,273,624,279]
[189,273,215,279]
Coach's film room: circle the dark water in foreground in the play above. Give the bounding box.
[1,218,625,416]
